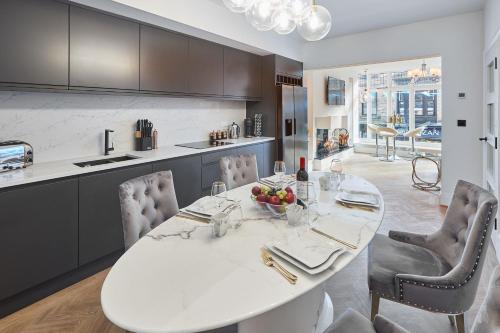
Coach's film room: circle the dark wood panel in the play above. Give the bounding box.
[223,47,262,98]
[188,38,223,95]
[70,5,139,90]
[275,55,303,78]
[78,164,152,265]
[140,25,189,93]
[152,155,202,208]
[0,0,69,87]
[0,178,78,300]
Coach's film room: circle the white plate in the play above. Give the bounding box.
[270,234,342,269]
[335,192,380,208]
[181,196,233,217]
[265,244,346,275]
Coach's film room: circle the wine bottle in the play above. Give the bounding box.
[296,157,308,204]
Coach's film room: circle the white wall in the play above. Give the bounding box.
[484,0,500,48]
[303,12,484,205]
[71,0,303,61]
[0,92,245,163]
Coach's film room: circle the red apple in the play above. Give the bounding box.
[269,195,281,205]
[252,186,261,196]
[285,186,294,194]
[256,194,267,203]
[285,192,295,204]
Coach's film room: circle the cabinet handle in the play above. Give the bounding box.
[479,137,488,142]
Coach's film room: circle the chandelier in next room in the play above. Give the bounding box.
[222,0,332,41]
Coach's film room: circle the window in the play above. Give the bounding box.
[354,66,442,145]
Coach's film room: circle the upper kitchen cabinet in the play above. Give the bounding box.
[140,25,189,94]
[223,47,262,100]
[70,6,140,91]
[0,0,69,88]
[275,55,303,78]
[188,38,224,96]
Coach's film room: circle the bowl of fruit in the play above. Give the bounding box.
[251,185,296,217]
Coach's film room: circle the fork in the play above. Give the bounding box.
[261,248,298,283]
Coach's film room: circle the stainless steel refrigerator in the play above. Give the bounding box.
[277,85,308,174]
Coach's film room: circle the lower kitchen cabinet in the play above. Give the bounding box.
[0,178,78,300]
[152,155,202,209]
[78,164,153,265]
[262,141,276,178]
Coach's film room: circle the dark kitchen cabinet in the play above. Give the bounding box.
[78,164,152,265]
[188,38,224,96]
[0,178,78,300]
[70,5,140,91]
[262,141,276,178]
[0,0,69,87]
[238,144,264,177]
[152,155,202,209]
[224,47,262,99]
[275,55,303,78]
[140,25,189,94]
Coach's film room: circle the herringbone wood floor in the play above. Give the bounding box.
[0,153,496,333]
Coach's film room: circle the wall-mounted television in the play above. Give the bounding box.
[327,77,345,105]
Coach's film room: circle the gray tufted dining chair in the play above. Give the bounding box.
[470,265,500,333]
[326,308,410,333]
[219,154,259,190]
[368,180,498,333]
[119,171,179,249]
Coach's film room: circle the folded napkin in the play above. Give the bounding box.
[314,219,364,247]
[261,175,296,188]
[181,196,233,218]
[336,192,379,207]
[339,177,378,195]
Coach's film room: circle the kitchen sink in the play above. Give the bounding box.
[74,155,140,168]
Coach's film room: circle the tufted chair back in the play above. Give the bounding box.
[219,154,259,190]
[392,180,498,314]
[119,171,179,249]
[471,265,500,333]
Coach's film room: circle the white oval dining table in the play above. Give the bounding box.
[101,173,384,333]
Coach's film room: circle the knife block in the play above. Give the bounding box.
[135,137,152,151]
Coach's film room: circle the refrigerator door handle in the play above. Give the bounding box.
[294,118,296,135]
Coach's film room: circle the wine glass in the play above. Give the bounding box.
[211,181,227,208]
[330,159,343,174]
[330,159,343,191]
[274,161,286,187]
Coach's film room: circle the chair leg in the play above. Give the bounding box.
[371,293,380,321]
[448,315,455,326]
[455,314,465,333]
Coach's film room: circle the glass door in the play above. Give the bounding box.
[484,39,500,258]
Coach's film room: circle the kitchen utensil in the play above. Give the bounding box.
[339,201,375,212]
[261,248,297,284]
[0,141,33,172]
[244,118,253,138]
[311,228,358,250]
[229,122,240,139]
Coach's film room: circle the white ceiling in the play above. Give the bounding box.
[317,0,485,38]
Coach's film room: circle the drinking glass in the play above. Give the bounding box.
[274,161,286,187]
[211,181,227,208]
[330,159,343,174]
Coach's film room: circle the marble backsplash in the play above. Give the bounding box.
[0,91,246,163]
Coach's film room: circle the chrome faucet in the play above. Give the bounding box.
[105,129,114,155]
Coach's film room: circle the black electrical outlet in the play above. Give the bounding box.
[458,92,466,99]
[457,120,466,127]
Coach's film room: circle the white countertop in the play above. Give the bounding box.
[101,174,384,333]
[0,137,274,189]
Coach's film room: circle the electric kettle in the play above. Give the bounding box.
[229,122,240,139]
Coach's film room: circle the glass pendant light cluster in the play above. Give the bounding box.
[222,0,332,41]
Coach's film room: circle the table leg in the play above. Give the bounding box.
[238,284,334,333]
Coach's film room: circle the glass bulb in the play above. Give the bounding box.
[297,5,332,41]
[284,0,311,21]
[273,8,296,34]
[245,0,281,31]
[222,0,256,14]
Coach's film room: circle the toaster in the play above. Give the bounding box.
[0,141,33,172]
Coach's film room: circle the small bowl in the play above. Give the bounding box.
[266,202,288,217]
